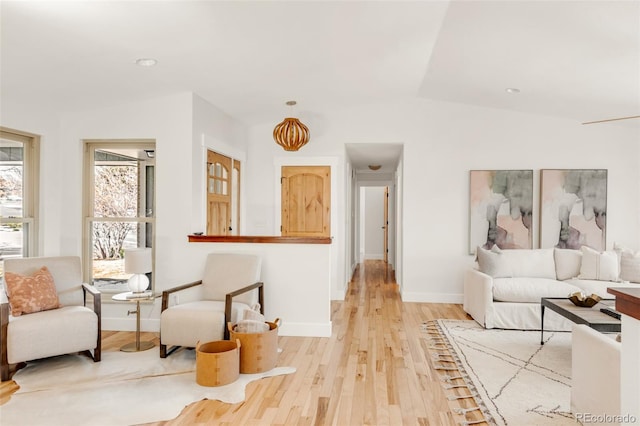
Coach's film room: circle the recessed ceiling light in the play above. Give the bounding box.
[135,58,158,67]
[505,87,520,94]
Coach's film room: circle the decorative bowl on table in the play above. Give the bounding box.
[568,292,602,307]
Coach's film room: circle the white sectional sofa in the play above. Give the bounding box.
[464,246,638,330]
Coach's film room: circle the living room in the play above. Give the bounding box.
[1,1,639,425]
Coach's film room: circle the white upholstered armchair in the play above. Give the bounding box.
[1,256,101,381]
[160,253,263,358]
[571,324,620,424]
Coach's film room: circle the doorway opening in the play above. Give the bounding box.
[358,185,396,268]
[345,143,403,296]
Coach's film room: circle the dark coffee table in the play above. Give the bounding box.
[540,297,621,344]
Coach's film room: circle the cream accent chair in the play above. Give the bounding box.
[1,256,101,381]
[160,253,263,358]
[571,324,620,425]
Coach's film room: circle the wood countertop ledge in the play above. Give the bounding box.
[188,235,332,244]
[608,287,640,321]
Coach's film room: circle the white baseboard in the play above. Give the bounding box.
[331,288,346,300]
[278,321,332,337]
[400,292,463,304]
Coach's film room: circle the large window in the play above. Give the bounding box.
[83,141,155,291]
[0,127,39,275]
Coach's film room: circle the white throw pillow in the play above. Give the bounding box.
[476,246,512,278]
[578,246,619,282]
[476,246,556,279]
[619,251,640,283]
[499,248,556,279]
[613,243,640,283]
[554,248,582,280]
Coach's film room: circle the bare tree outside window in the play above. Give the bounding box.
[0,165,23,201]
[0,148,26,262]
[93,164,138,260]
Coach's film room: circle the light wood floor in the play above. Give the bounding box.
[1,260,484,425]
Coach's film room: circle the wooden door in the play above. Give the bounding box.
[207,151,231,235]
[281,166,330,237]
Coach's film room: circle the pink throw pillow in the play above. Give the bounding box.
[4,266,61,316]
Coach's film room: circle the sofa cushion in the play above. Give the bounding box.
[566,278,637,299]
[160,300,251,347]
[578,246,619,282]
[7,305,97,364]
[554,248,582,280]
[477,246,556,279]
[493,277,582,303]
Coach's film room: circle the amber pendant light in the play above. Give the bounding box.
[273,101,310,151]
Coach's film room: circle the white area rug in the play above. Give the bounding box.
[1,348,295,425]
[426,320,574,426]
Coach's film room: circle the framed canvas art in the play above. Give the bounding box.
[469,170,533,254]
[540,169,607,251]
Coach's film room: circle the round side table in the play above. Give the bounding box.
[112,291,156,352]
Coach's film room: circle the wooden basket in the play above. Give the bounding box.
[228,318,279,374]
[195,339,240,387]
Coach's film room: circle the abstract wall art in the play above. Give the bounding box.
[469,170,533,254]
[540,169,607,251]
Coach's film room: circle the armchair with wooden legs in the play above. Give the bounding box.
[1,256,101,381]
[159,253,263,358]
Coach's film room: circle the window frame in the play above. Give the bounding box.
[82,139,155,287]
[0,127,40,259]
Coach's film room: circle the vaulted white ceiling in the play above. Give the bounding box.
[2,1,639,136]
[419,1,640,125]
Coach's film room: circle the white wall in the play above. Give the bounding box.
[1,103,66,256]
[57,92,254,331]
[395,158,404,291]
[361,186,386,261]
[346,161,356,284]
[243,98,640,304]
[191,94,248,234]
[2,93,638,329]
[357,175,397,269]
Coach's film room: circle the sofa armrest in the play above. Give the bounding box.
[1,301,9,381]
[82,283,101,312]
[161,280,203,312]
[224,281,264,339]
[463,269,494,327]
[571,324,620,420]
[81,283,102,362]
